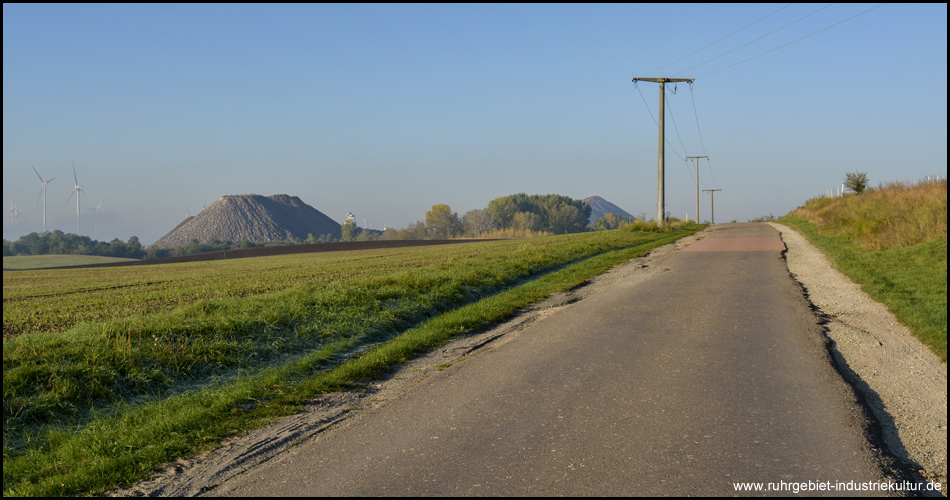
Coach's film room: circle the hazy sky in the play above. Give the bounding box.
[3,4,947,245]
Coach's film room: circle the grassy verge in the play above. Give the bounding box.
[780,216,946,362]
[4,224,702,496]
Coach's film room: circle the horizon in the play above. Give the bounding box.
[4,4,947,245]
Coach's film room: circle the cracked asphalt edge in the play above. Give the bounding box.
[770,222,947,497]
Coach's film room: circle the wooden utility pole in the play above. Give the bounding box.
[703,189,721,223]
[633,77,694,226]
[686,156,708,223]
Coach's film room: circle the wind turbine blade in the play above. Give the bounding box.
[32,165,44,182]
[37,187,44,206]
[66,188,77,205]
[73,162,79,185]
[47,177,56,184]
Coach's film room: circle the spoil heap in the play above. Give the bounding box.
[153,194,341,248]
[582,196,635,223]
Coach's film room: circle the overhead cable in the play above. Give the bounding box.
[634,83,688,162]
[645,4,793,76]
[689,86,718,188]
[673,4,834,75]
[699,4,886,79]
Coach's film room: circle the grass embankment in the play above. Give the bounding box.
[782,179,946,362]
[3,223,702,496]
[2,254,137,270]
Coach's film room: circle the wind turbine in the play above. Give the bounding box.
[32,166,55,231]
[65,162,84,234]
[361,213,371,230]
[8,194,19,237]
[85,198,104,239]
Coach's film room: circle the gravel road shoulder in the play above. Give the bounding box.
[770,222,947,495]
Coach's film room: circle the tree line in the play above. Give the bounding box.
[2,230,267,259]
[4,194,633,258]
[340,193,630,242]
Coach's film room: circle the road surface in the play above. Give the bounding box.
[211,223,895,496]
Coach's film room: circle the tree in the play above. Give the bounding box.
[356,229,377,242]
[546,203,588,234]
[511,212,538,232]
[462,209,494,237]
[845,171,869,194]
[404,220,428,240]
[486,194,530,230]
[592,213,632,231]
[485,193,591,234]
[126,236,145,258]
[425,204,462,239]
[340,220,360,242]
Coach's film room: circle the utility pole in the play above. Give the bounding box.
[703,189,721,224]
[633,77,694,226]
[686,156,708,223]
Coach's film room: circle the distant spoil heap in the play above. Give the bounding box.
[582,196,635,223]
[152,194,341,248]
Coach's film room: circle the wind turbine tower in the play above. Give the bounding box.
[32,166,55,232]
[66,162,85,234]
[86,198,104,239]
[8,194,19,237]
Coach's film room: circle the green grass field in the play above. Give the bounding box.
[782,179,947,362]
[2,254,137,270]
[3,224,703,496]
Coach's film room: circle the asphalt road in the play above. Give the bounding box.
[212,223,893,496]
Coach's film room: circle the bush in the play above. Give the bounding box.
[845,171,869,195]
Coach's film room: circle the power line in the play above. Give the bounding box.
[645,4,793,76]
[664,89,691,161]
[699,4,885,79]
[705,158,719,189]
[688,84,716,189]
[663,92,700,188]
[689,85,708,156]
[634,82,687,162]
[637,81,702,188]
[689,85,719,187]
[673,4,834,76]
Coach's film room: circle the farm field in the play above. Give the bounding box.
[2,254,138,270]
[3,224,703,496]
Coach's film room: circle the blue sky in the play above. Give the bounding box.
[3,4,947,245]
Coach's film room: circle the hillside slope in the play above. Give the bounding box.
[782,178,946,361]
[582,196,634,223]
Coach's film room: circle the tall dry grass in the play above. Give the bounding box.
[476,227,552,239]
[788,179,947,251]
